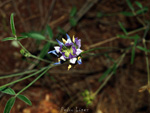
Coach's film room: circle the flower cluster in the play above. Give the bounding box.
[48,34,83,70]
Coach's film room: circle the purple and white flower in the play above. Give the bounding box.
[48,34,83,70]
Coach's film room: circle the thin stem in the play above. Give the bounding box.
[17,40,52,63]
[89,26,147,48]
[81,47,122,55]
[0,67,47,88]
[93,52,126,96]
[142,24,150,85]
[30,54,52,63]
[15,65,52,96]
[45,39,58,44]
[17,41,30,53]
[0,69,37,79]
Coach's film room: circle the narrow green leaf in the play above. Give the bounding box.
[126,0,134,11]
[137,46,150,52]
[22,32,46,40]
[117,34,128,39]
[69,17,77,27]
[1,87,16,95]
[17,36,28,40]
[99,63,117,82]
[96,12,103,18]
[134,39,138,45]
[70,6,77,17]
[135,1,143,8]
[104,54,115,62]
[57,27,66,35]
[4,97,15,113]
[40,43,50,58]
[17,94,32,106]
[136,7,148,15]
[129,34,140,40]
[46,25,53,39]
[10,13,16,36]
[120,11,134,16]
[112,63,117,74]
[131,46,135,64]
[99,68,112,82]
[118,21,128,35]
[2,37,15,41]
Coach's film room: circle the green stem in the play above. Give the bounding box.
[143,40,150,85]
[0,69,37,79]
[128,26,147,35]
[93,52,126,96]
[17,41,51,63]
[142,24,150,85]
[45,39,58,44]
[30,55,51,63]
[0,67,47,88]
[81,47,122,54]
[15,65,52,96]
[17,41,30,54]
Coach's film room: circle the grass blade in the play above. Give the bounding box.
[126,0,134,11]
[118,21,128,35]
[70,6,77,17]
[46,25,53,39]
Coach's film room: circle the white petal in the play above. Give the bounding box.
[76,49,82,55]
[69,58,77,64]
[60,56,66,61]
[54,46,60,53]
[66,38,72,44]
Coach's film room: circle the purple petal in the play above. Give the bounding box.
[62,52,67,59]
[59,45,63,53]
[75,38,81,48]
[65,42,73,46]
[72,46,77,54]
[69,53,74,59]
[48,50,58,57]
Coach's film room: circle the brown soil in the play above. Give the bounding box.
[0,0,150,113]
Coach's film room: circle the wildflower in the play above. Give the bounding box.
[48,34,83,70]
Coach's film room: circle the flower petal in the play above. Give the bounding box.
[69,53,74,59]
[66,34,71,40]
[56,39,64,46]
[75,38,81,48]
[72,35,75,42]
[54,62,61,65]
[70,58,77,64]
[62,52,67,59]
[60,55,66,61]
[72,46,77,54]
[54,46,60,53]
[77,58,82,65]
[62,38,67,44]
[68,64,72,70]
[48,50,58,57]
[76,49,82,55]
